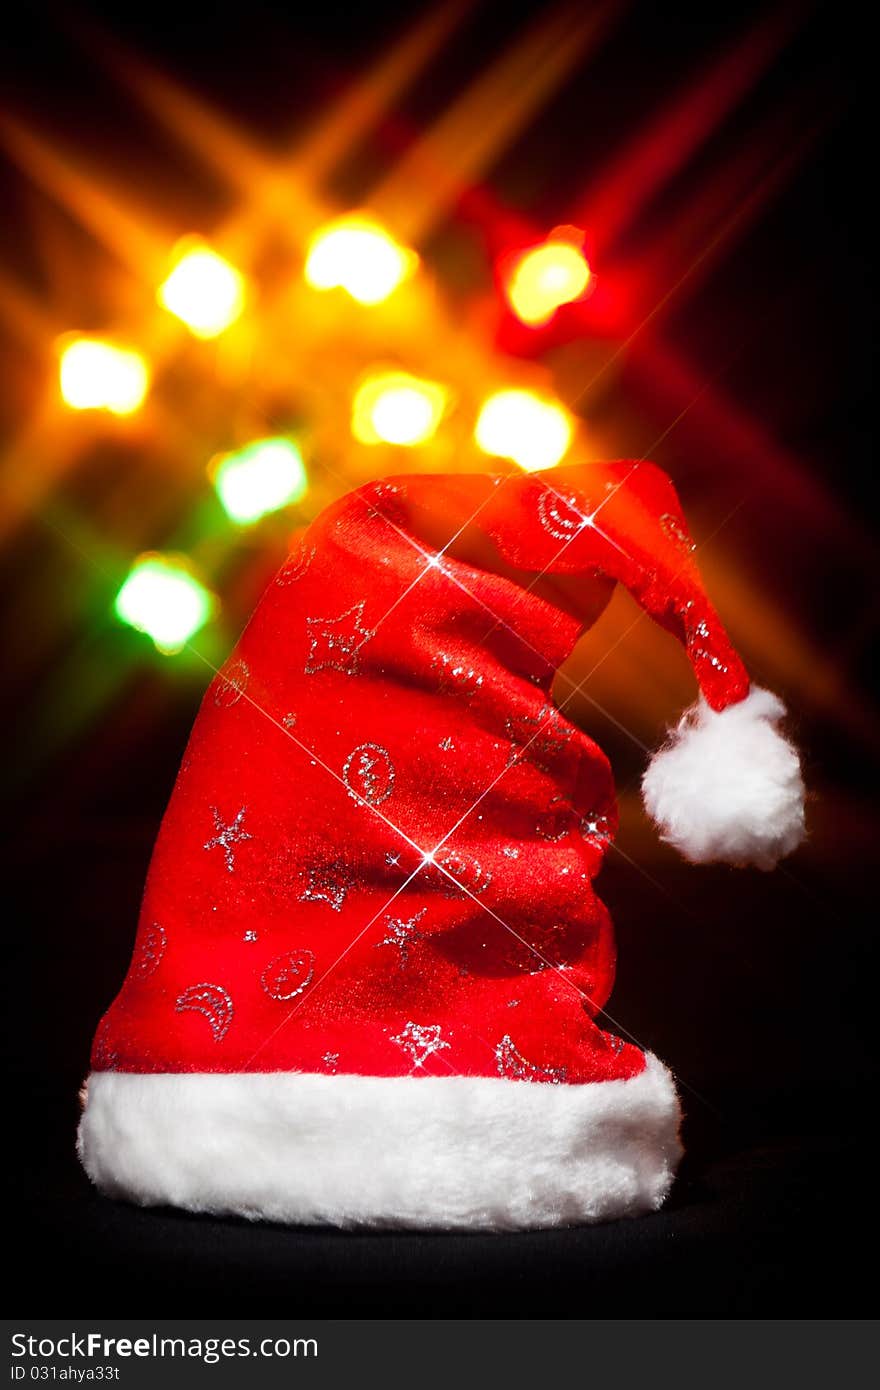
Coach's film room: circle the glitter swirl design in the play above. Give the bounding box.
[260,949,315,1001]
[276,542,316,585]
[134,922,167,979]
[342,742,395,807]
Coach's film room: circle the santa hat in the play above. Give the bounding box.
[78,461,805,1230]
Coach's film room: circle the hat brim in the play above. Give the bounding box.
[77,1055,681,1231]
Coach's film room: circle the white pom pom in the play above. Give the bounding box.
[641,687,806,870]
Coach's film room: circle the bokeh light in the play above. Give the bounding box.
[505,233,591,327]
[158,243,246,338]
[211,437,308,523]
[59,338,150,416]
[304,214,418,304]
[474,388,574,472]
[114,554,215,653]
[352,372,447,446]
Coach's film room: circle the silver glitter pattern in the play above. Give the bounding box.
[213,658,249,708]
[376,907,427,967]
[276,542,316,585]
[537,488,591,541]
[261,949,315,1001]
[204,806,252,873]
[434,849,492,898]
[300,861,350,912]
[694,648,729,673]
[660,512,696,553]
[175,983,234,1043]
[134,922,166,979]
[494,1034,566,1084]
[505,704,575,772]
[391,1021,450,1069]
[93,1018,119,1071]
[305,600,375,676]
[342,741,395,807]
[580,811,613,844]
[536,794,571,842]
[433,652,485,698]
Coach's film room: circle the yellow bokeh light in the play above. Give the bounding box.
[59,338,150,416]
[474,389,573,472]
[158,244,246,339]
[352,372,447,446]
[506,239,591,327]
[305,215,418,305]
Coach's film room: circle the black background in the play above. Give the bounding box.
[2,0,876,1316]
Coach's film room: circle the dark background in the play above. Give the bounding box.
[1,0,876,1315]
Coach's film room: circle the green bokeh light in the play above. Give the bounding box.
[114,555,215,654]
[213,437,308,524]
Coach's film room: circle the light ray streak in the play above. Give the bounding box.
[365,478,515,642]
[76,1,473,257]
[341,462,652,762]
[0,115,172,280]
[574,6,799,256]
[255,0,475,221]
[371,1,619,243]
[571,123,831,414]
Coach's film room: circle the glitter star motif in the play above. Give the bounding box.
[376,908,427,967]
[305,600,375,676]
[322,1051,340,1071]
[203,806,252,873]
[300,861,350,912]
[391,1021,450,1069]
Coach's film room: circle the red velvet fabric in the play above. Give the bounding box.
[92,462,749,1085]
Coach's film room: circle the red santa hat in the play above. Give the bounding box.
[78,461,805,1230]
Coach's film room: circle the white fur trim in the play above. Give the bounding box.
[641,686,806,869]
[77,1058,681,1231]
